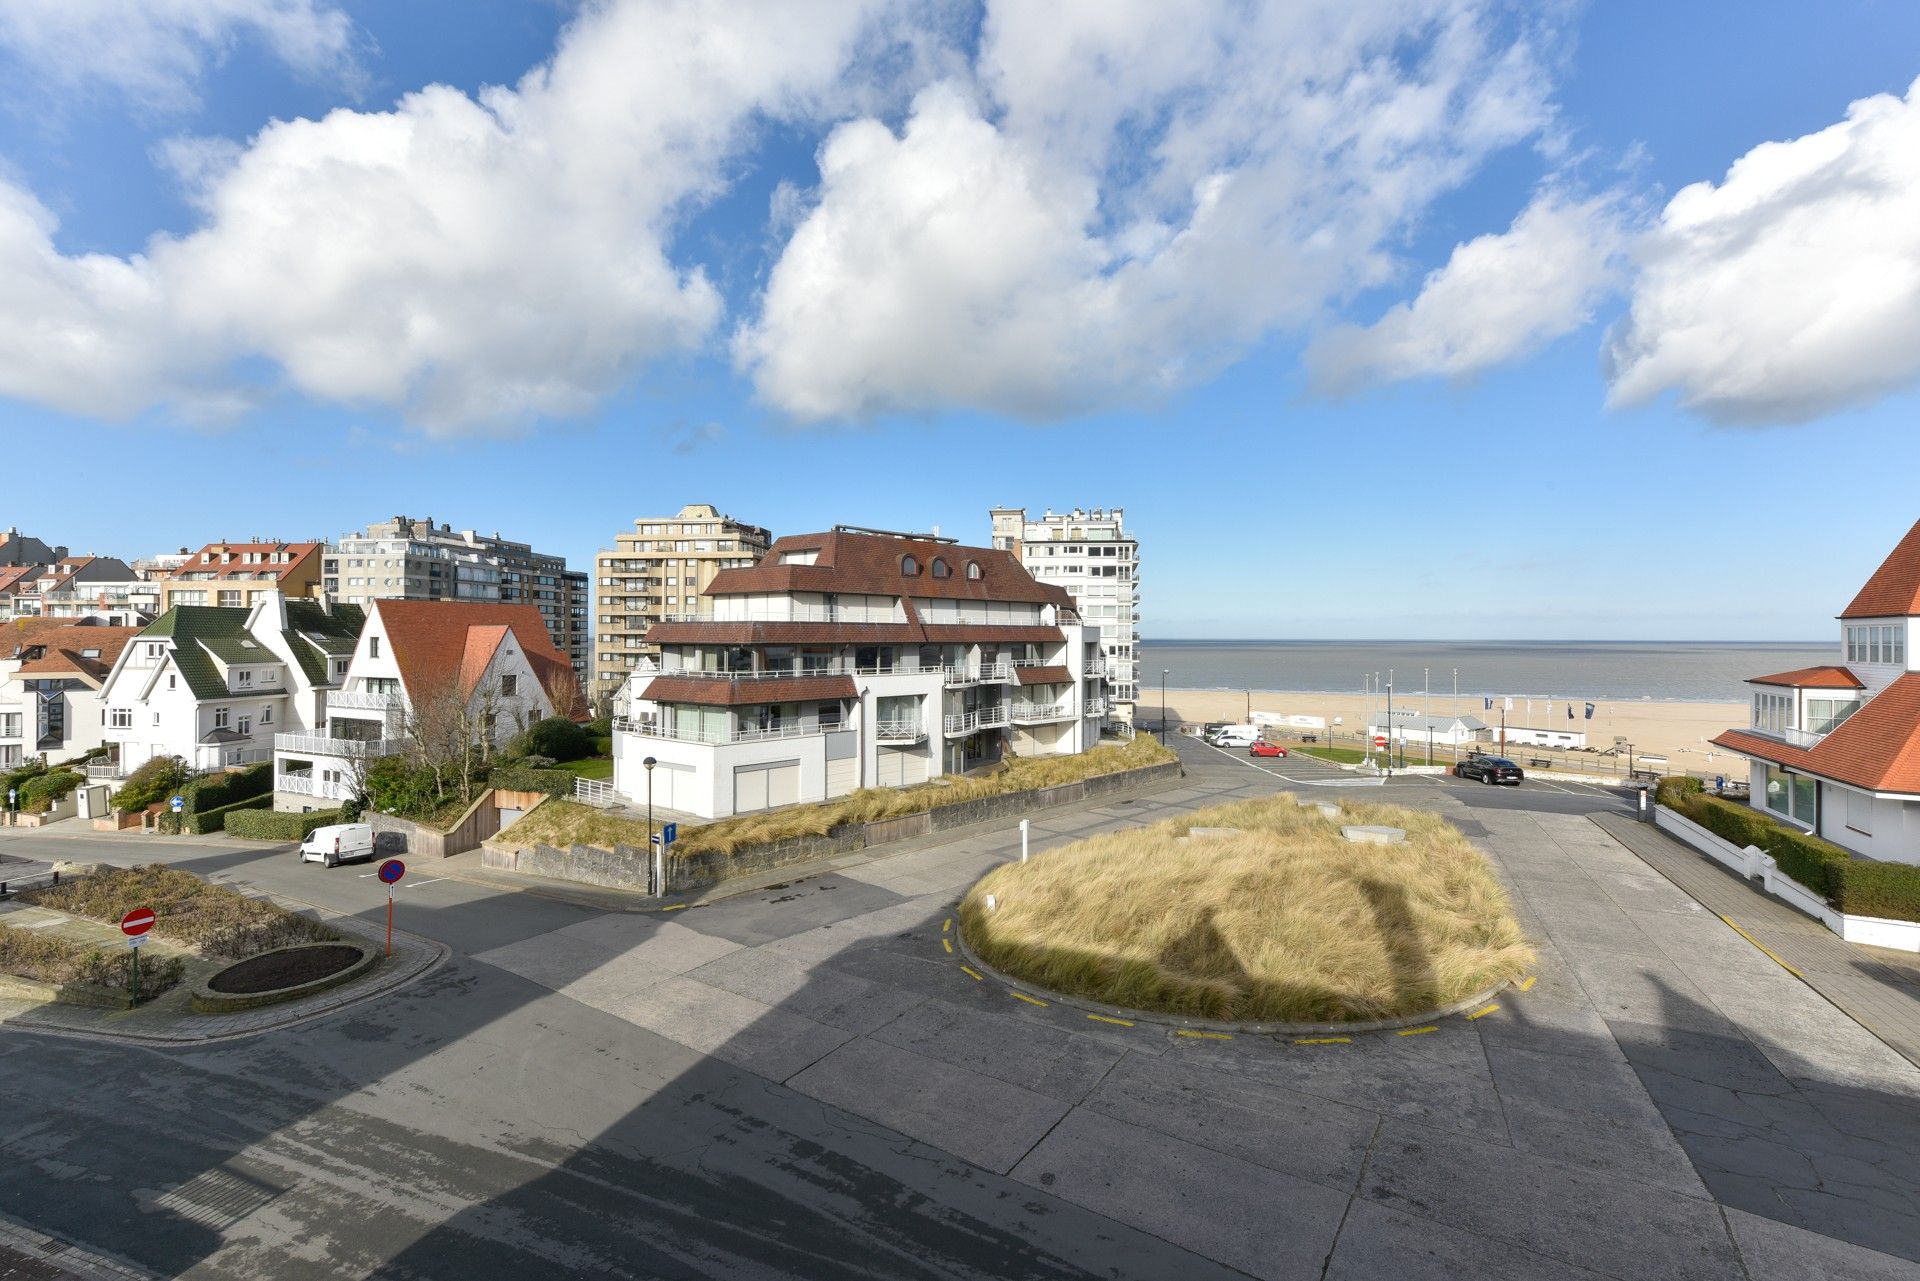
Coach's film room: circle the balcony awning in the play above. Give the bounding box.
[1013,665,1072,686]
[644,674,858,707]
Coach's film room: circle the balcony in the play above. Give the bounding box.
[943,705,1010,735]
[328,690,400,712]
[875,718,926,743]
[944,660,1012,687]
[1745,725,1829,750]
[655,603,903,625]
[276,772,354,801]
[274,733,403,758]
[611,715,844,745]
[1011,700,1076,725]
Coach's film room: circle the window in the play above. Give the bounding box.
[1752,691,1792,734]
[109,709,131,729]
[965,561,982,580]
[145,643,164,661]
[261,706,273,725]
[214,707,230,729]
[930,557,950,578]
[168,675,176,689]
[237,669,252,687]
[237,715,252,736]
[1846,787,1874,836]
[368,636,380,658]
[1806,698,1860,735]
[900,554,920,576]
[501,673,518,697]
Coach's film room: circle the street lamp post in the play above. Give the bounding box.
[642,755,657,894]
[1386,673,1394,778]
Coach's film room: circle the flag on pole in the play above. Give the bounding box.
[1567,704,1574,719]
[1504,697,1514,712]
[1484,697,1493,711]
[1584,702,1596,720]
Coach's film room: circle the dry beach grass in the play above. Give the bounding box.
[960,794,1533,1023]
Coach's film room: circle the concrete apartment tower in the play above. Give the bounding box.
[990,506,1140,725]
[320,517,589,682]
[592,504,772,706]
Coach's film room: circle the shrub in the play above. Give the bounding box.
[363,755,437,817]
[516,716,593,763]
[17,769,83,814]
[586,715,613,737]
[1831,860,1920,923]
[1655,776,1703,808]
[183,794,273,835]
[183,762,272,815]
[224,807,344,841]
[489,766,576,799]
[519,755,557,770]
[1,758,48,806]
[113,756,191,813]
[0,924,186,999]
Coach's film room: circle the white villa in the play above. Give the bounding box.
[1714,518,1920,863]
[0,621,140,769]
[271,599,574,812]
[609,526,1109,820]
[97,593,362,777]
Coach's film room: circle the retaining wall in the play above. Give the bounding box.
[370,789,502,858]
[487,759,1184,894]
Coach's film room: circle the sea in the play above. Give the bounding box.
[1139,640,1834,704]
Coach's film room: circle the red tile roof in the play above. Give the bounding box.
[706,531,1074,608]
[3,620,140,683]
[641,674,858,707]
[1749,666,1863,689]
[373,600,574,707]
[1013,665,1073,686]
[1841,518,1920,618]
[168,541,321,583]
[0,565,37,595]
[1713,672,1920,793]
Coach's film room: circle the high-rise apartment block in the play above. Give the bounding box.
[990,507,1140,724]
[592,504,772,704]
[321,517,589,680]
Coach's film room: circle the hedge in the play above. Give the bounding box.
[1661,787,1920,921]
[183,794,273,835]
[488,767,576,799]
[224,807,345,841]
[17,769,83,814]
[183,762,272,815]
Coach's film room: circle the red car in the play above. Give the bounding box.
[1249,741,1288,758]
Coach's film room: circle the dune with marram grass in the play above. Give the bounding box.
[960,795,1533,1024]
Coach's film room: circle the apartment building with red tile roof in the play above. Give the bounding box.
[159,541,323,613]
[0,620,142,766]
[1712,517,1920,862]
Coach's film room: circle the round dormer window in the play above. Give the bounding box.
[931,557,950,578]
[965,561,982,580]
[901,554,920,576]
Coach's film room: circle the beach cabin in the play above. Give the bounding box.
[1366,713,1487,747]
[1713,518,1920,865]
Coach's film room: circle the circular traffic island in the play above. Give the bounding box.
[959,794,1534,1032]
[191,941,378,1014]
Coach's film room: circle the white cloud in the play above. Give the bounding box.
[1305,191,1628,394]
[1606,76,1920,424]
[0,0,893,432]
[0,0,360,110]
[737,0,1559,420]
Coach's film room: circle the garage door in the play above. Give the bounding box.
[876,747,927,787]
[734,761,800,814]
[646,761,694,811]
[825,757,856,797]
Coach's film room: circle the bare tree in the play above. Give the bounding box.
[541,664,590,723]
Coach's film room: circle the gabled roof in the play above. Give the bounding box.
[167,541,321,583]
[2,620,140,684]
[706,531,1073,608]
[1749,666,1864,690]
[1841,519,1920,619]
[373,600,573,705]
[0,564,40,596]
[281,599,364,687]
[1713,672,1920,794]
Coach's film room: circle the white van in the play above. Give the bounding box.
[1209,726,1261,748]
[300,823,375,867]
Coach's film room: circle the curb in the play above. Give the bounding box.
[953,924,1512,1037]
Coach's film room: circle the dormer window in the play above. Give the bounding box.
[965,561,982,580]
[930,558,950,579]
[901,555,921,576]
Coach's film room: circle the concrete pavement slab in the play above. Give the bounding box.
[1324,1200,1614,1281]
[1361,1119,1744,1281]
[866,998,1123,1101]
[1011,1107,1351,1281]
[681,947,927,1036]
[786,1036,1071,1174]
[586,974,854,1082]
[677,877,909,947]
[1725,1208,1920,1281]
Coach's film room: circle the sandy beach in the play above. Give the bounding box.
[1154,687,1750,777]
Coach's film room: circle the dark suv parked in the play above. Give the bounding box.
[1455,756,1524,785]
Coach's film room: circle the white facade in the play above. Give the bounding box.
[611,530,1107,820]
[1365,713,1490,747]
[990,507,1139,725]
[0,633,133,769]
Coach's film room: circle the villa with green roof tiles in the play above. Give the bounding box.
[95,592,364,779]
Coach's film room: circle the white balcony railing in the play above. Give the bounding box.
[276,773,354,800]
[874,718,925,742]
[273,733,402,758]
[1011,701,1076,724]
[1747,724,1829,750]
[327,690,401,712]
[943,705,1011,735]
[653,604,904,625]
[612,715,844,745]
[633,659,949,681]
[944,660,1013,687]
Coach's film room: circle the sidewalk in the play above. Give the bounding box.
[1593,811,1920,1070]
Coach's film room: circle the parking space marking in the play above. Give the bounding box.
[1190,736,1385,788]
[1293,1036,1351,1045]
[959,965,984,982]
[1397,1025,1438,1037]
[1086,1014,1134,1027]
[1466,1003,1500,1020]
[1009,991,1050,1007]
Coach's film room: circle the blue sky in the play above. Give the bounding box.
[1,0,1918,640]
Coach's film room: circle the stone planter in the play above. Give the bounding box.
[190,941,377,1014]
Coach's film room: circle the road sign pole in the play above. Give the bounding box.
[386,884,393,957]
[130,939,140,1005]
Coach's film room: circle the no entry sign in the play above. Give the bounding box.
[1373,735,1388,748]
[120,907,156,937]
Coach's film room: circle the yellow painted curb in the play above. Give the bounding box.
[942,937,953,954]
[1294,1036,1351,1045]
[658,904,688,912]
[1514,975,1537,992]
[943,918,952,933]
[1718,915,1803,979]
[1466,1004,1500,1020]
[1009,991,1049,1007]
[1086,1014,1134,1027]
[1397,1025,1438,1037]
[1175,1029,1232,1041]
[959,965,984,982]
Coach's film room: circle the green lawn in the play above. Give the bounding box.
[1296,745,1372,765]
[554,757,614,781]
